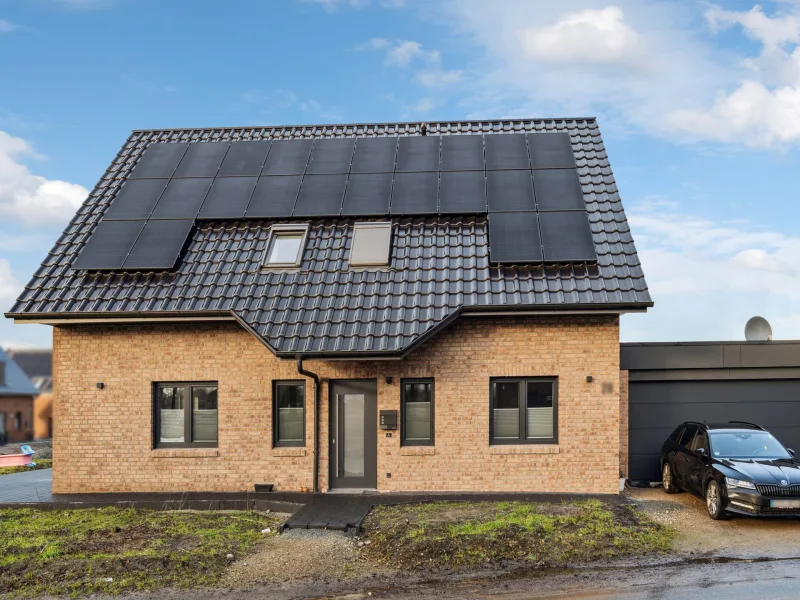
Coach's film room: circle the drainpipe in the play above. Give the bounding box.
[296,357,321,493]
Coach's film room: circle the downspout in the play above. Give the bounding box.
[297,357,321,493]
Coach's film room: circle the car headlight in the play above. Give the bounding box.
[725,477,756,490]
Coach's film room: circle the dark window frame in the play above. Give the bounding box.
[400,378,435,447]
[273,380,306,448]
[153,381,219,449]
[262,224,310,269]
[14,412,21,431]
[489,377,558,445]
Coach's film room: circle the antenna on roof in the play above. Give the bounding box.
[745,316,772,341]
[420,122,428,136]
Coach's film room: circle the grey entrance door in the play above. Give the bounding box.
[329,380,377,490]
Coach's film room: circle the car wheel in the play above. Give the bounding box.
[706,480,728,520]
[662,462,680,494]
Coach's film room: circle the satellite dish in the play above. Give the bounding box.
[745,316,772,341]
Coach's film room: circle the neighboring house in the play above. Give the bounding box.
[5,118,652,494]
[0,347,38,443]
[7,349,53,439]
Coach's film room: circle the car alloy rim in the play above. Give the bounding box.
[663,464,671,490]
[707,483,719,515]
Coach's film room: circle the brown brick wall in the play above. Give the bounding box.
[52,316,621,494]
[0,396,34,443]
[33,394,53,440]
[619,370,629,479]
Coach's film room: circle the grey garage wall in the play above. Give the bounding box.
[628,379,800,481]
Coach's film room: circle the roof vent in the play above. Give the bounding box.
[420,122,428,136]
[745,316,772,341]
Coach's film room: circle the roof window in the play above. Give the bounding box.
[350,222,392,267]
[264,224,309,268]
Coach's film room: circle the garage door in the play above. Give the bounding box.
[629,379,800,481]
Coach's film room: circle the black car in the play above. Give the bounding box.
[660,421,800,519]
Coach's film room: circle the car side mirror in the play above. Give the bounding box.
[697,448,706,455]
[788,448,796,456]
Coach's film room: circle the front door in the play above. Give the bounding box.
[329,380,377,490]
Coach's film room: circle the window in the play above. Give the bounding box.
[264,224,309,268]
[0,362,5,386]
[678,426,697,448]
[490,378,557,444]
[154,382,218,448]
[350,222,392,267]
[689,430,709,454]
[401,379,434,446]
[14,412,21,431]
[273,381,305,447]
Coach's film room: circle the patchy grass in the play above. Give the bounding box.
[0,508,283,597]
[0,458,52,476]
[360,499,673,570]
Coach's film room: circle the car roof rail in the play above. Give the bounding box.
[726,420,765,430]
[683,420,707,428]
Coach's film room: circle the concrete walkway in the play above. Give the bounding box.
[0,469,53,504]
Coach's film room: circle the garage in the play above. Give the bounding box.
[622,342,800,482]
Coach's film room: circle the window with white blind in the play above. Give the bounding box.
[490,378,557,445]
[401,379,434,446]
[273,381,305,447]
[154,382,218,448]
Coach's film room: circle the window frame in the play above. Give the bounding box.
[262,223,310,269]
[349,221,393,268]
[400,378,435,447]
[272,380,306,448]
[489,377,558,445]
[152,381,219,449]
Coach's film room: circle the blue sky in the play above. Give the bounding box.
[2,0,800,348]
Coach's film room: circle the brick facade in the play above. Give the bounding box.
[0,396,34,443]
[52,316,621,494]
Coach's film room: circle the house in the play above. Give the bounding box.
[0,347,39,443]
[6,349,53,439]
[5,118,652,494]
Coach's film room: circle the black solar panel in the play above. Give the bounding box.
[245,176,302,218]
[539,211,596,262]
[438,171,486,214]
[528,133,575,169]
[262,139,313,175]
[128,143,188,179]
[484,134,529,170]
[104,179,167,220]
[395,136,440,172]
[486,170,535,212]
[72,220,145,270]
[306,138,356,174]
[532,169,585,210]
[122,219,194,270]
[217,140,272,176]
[293,174,348,217]
[440,135,484,171]
[150,178,213,219]
[197,177,258,220]
[488,212,543,263]
[351,137,398,173]
[390,172,438,214]
[342,173,392,216]
[173,142,229,178]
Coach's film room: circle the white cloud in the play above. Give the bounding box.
[0,131,88,227]
[416,68,462,88]
[0,19,17,33]
[386,40,424,67]
[363,38,462,90]
[409,98,436,112]
[0,259,22,311]
[518,6,647,68]
[621,199,800,340]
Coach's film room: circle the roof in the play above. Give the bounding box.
[5,349,52,393]
[0,347,39,397]
[6,118,651,357]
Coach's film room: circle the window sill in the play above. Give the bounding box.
[400,446,435,456]
[272,447,307,457]
[151,449,220,458]
[489,445,559,455]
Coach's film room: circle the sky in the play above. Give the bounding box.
[1,0,800,349]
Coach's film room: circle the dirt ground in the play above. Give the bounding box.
[628,487,800,558]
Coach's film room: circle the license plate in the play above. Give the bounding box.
[770,500,800,508]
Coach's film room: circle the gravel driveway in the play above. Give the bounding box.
[628,487,800,558]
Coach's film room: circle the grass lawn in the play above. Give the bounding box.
[0,459,52,476]
[0,508,283,598]
[360,499,673,570]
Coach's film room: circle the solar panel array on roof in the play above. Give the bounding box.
[75,131,595,271]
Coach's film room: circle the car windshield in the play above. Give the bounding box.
[710,431,792,460]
